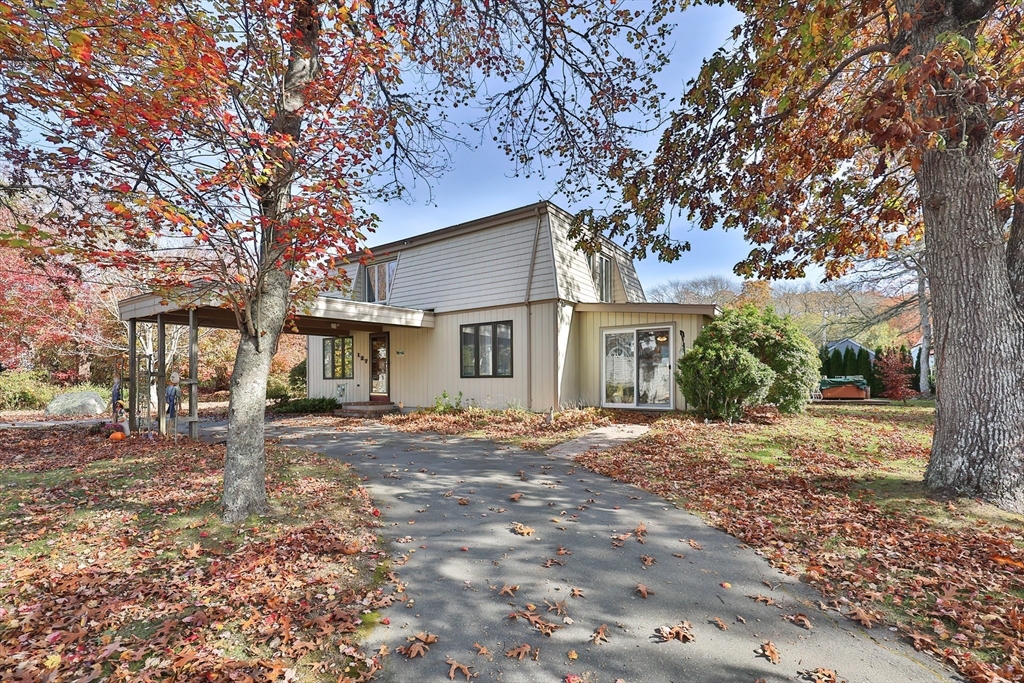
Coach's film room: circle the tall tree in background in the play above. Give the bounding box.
[582,1,1024,512]
[0,0,672,521]
[647,275,740,306]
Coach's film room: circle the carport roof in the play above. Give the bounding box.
[117,291,434,336]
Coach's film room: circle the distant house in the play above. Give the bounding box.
[825,338,875,362]
[306,202,717,411]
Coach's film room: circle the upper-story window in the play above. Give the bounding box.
[366,260,397,304]
[592,254,613,302]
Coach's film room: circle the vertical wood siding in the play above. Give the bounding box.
[307,332,371,402]
[307,304,565,410]
[574,311,708,410]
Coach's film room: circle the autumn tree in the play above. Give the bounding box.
[580,1,1024,512]
[1,0,673,521]
[876,349,918,403]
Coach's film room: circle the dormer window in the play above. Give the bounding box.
[592,254,612,303]
[366,260,397,304]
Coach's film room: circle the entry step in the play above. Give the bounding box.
[334,402,400,417]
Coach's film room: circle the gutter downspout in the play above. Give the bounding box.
[525,207,542,411]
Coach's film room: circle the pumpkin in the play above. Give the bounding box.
[109,431,125,441]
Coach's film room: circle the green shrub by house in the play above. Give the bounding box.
[675,342,775,422]
[676,306,820,418]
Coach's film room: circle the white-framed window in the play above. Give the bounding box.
[601,326,674,409]
[592,254,613,302]
[366,260,397,303]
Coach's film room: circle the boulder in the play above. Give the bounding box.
[44,391,107,417]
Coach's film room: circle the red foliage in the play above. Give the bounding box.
[876,349,918,402]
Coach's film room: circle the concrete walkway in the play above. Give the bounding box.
[230,421,959,683]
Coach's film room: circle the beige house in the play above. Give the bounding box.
[306,202,717,412]
[117,201,718,429]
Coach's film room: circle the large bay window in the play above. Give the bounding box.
[461,321,513,378]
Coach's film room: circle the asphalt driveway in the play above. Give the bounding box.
[219,419,959,683]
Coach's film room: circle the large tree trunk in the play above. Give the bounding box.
[222,270,291,523]
[920,139,1024,512]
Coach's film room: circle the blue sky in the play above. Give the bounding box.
[362,4,766,292]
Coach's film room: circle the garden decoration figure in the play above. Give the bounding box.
[166,372,181,441]
[111,376,121,421]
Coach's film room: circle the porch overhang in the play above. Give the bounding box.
[117,291,434,336]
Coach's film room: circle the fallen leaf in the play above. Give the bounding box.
[785,613,813,629]
[567,649,578,661]
[509,493,523,502]
[641,554,656,567]
[472,642,490,657]
[635,583,654,599]
[505,643,531,660]
[498,583,519,597]
[396,641,429,659]
[569,587,585,598]
[590,624,610,644]
[556,545,571,555]
[713,617,729,631]
[907,631,935,651]
[457,498,470,506]
[760,640,781,665]
[655,622,694,643]
[800,667,840,683]
[847,605,877,629]
[511,522,535,536]
[689,539,702,550]
[446,657,474,681]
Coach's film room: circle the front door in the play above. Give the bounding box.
[370,333,390,402]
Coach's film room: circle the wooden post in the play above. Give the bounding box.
[188,308,199,440]
[128,318,137,433]
[157,313,166,436]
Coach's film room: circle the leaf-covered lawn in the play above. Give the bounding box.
[381,406,659,450]
[0,428,393,682]
[575,404,1024,683]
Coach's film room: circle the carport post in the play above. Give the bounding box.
[188,308,199,440]
[128,318,137,433]
[157,313,166,436]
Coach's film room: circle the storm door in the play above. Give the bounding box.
[369,333,390,402]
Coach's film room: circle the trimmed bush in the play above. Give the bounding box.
[273,397,339,413]
[675,342,775,422]
[683,306,820,414]
[843,347,858,376]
